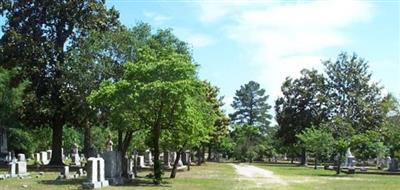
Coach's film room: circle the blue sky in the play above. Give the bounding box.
[1,0,399,116]
[106,0,399,114]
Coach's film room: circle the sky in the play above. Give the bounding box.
[1,0,399,117]
[105,0,399,115]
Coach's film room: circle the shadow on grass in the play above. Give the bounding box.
[38,178,85,186]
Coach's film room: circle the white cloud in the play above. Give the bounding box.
[196,0,374,111]
[185,34,216,48]
[143,11,172,24]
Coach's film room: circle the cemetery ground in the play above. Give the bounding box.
[1,162,399,190]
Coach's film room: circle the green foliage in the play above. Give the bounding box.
[380,94,400,157]
[0,0,119,165]
[323,52,384,133]
[350,130,387,161]
[8,127,36,155]
[230,81,272,132]
[231,124,262,162]
[297,127,334,159]
[275,69,328,148]
[0,67,28,128]
[62,127,83,154]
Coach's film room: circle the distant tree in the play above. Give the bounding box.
[297,127,334,169]
[323,52,384,134]
[203,81,230,161]
[350,130,387,164]
[230,81,272,132]
[380,94,400,157]
[231,124,261,162]
[275,69,328,165]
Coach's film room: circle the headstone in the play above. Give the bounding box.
[389,158,399,171]
[61,166,70,179]
[103,151,123,185]
[16,158,28,176]
[6,152,12,162]
[163,151,171,168]
[181,151,187,165]
[127,156,135,179]
[40,151,48,165]
[71,143,81,166]
[35,153,40,163]
[345,148,356,168]
[105,135,113,152]
[18,154,26,162]
[138,155,145,168]
[82,157,109,189]
[47,150,52,160]
[386,156,392,169]
[8,159,17,177]
[144,149,153,166]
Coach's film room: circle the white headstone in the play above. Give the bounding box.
[40,151,48,165]
[82,157,109,189]
[17,154,25,162]
[16,161,27,176]
[138,156,145,168]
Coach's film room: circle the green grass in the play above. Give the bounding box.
[0,163,239,190]
[0,163,399,190]
[252,163,400,190]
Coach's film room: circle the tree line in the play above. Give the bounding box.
[0,0,399,185]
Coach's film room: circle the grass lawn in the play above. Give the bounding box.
[253,163,400,190]
[0,163,399,190]
[0,163,238,190]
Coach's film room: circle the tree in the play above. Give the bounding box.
[297,127,334,169]
[323,52,384,134]
[380,94,400,157]
[0,0,119,165]
[166,90,216,178]
[203,81,229,161]
[350,130,387,164]
[65,23,152,157]
[230,81,272,131]
[275,69,328,165]
[90,35,198,184]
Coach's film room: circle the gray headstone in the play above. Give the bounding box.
[103,151,123,185]
[389,158,398,171]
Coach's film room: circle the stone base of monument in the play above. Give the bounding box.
[82,180,109,189]
[107,177,124,185]
[347,168,355,174]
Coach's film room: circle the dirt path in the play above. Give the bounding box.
[230,163,287,187]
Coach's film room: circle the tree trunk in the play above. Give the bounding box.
[187,150,191,171]
[336,153,342,174]
[207,144,212,161]
[48,122,64,166]
[170,149,183,178]
[121,131,133,178]
[201,145,206,163]
[300,149,307,166]
[153,124,162,185]
[117,130,123,152]
[197,148,202,166]
[83,125,91,158]
[314,156,318,169]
